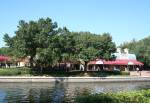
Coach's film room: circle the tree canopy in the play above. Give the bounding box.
[3,18,57,67]
[3,17,116,68]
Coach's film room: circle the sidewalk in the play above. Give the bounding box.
[0,76,149,82]
[130,71,150,77]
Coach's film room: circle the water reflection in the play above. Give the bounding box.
[0,82,149,103]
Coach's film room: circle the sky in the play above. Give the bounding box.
[0,0,150,47]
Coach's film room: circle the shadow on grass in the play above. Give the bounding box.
[0,68,130,77]
[30,70,129,77]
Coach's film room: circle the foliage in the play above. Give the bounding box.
[120,36,150,69]
[3,17,116,69]
[99,71,129,77]
[0,67,31,76]
[0,68,129,76]
[120,71,130,75]
[75,89,150,103]
[3,18,58,67]
[0,47,12,56]
[56,27,76,62]
[73,32,116,62]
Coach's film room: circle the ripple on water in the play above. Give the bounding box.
[0,82,149,103]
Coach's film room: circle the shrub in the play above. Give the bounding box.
[75,90,150,103]
[121,71,130,75]
[0,67,31,76]
[0,69,21,76]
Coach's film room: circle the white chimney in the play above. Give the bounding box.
[124,48,129,54]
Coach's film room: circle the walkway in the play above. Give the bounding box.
[130,71,150,77]
[0,76,150,82]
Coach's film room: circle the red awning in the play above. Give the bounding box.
[128,60,144,65]
[88,59,144,66]
[0,56,9,62]
[104,61,116,65]
[105,60,144,66]
[111,60,128,65]
[88,61,96,65]
[88,59,104,65]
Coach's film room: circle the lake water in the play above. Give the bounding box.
[0,82,149,103]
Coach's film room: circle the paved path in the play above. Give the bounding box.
[0,71,149,82]
[130,71,150,77]
[0,76,149,82]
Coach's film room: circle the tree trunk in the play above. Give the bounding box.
[84,61,88,72]
[29,56,34,68]
[40,66,43,74]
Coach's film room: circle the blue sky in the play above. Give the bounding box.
[0,0,150,47]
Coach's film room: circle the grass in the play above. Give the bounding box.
[0,68,130,77]
[0,67,31,76]
[29,70,130,77]
[75,89,150,103]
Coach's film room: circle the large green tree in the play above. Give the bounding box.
[72,32,116,70]
[3,18,57,67]
[3,17,116,70]
[73,32,116,61]
[57,27,76,62]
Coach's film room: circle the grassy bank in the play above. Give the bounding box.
[76,89,150,103]
[0,68,129,76]
[0,68,31,76]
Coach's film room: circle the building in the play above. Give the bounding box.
[0,56,10,68]
[17,57,30,67]
[87,48,143,71]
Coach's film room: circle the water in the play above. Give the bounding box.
[0,82,149,103]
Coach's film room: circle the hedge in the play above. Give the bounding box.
[76,89,150,103]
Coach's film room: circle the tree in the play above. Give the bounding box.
[73,32,116,61]
[56,27,76,62]
[99,33,116,60]
[3,18,57,67]
[73,32,116,70]
[3,17,116,71]
[0,47,12,56]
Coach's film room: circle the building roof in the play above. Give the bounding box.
[113,53,136,60]
[0,56,9,62]
[88,48,143,66]
[88,59,143,66]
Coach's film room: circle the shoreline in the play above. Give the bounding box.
[0,76,149,83]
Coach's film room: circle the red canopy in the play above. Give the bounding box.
[105,59,143,65]
[88,59,143,66]
[128,60,144,65]
[88,59,104,65]
[0,56,9,62]
[110,60,128,65]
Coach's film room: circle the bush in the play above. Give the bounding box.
[98,71,129,77]
[0,69,21,76]
[0,68,31,76]
[75,90,150,103]
[0,68,130,76]
[121,71,130,75]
